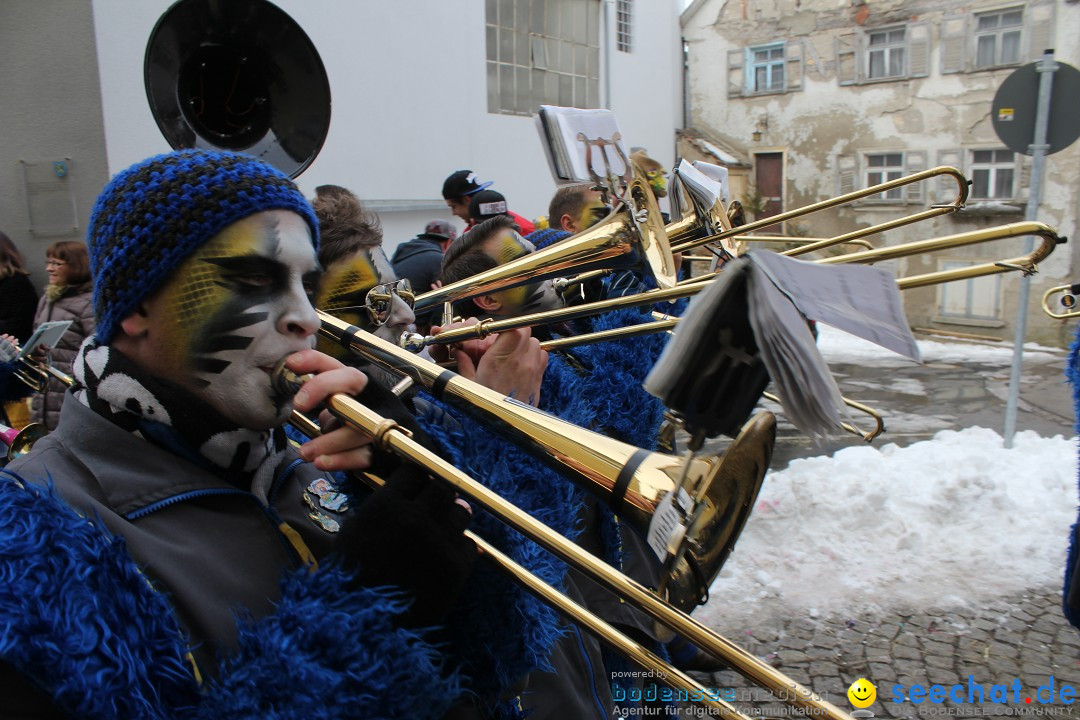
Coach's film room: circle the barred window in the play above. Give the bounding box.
[616,0,632,53]
[486,0,601,116]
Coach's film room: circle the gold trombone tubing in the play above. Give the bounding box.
[402,276,712,351]
[539,224,1061,350]
[287,411,750,718]
[670,166,970,255]
[414,166,677,312]
[310,312,853,720]
[817,221,1063,289]
[1042,283,1080,319]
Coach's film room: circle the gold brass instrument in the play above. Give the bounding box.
[413,163,678,312]
[330,311,765,613]
[281,325,855,720]
[0,422,46,460]
[817,220,1063,289]
[401,276,710,352]
[1042,283,1080,319]
[414,221,1064,353]
[670,166,970,256]
[287,409,752,718]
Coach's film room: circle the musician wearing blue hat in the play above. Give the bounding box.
[0,149,488,718]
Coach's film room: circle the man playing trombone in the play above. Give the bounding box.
[0,149,524,719]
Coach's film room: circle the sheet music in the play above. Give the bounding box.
[536,105,628,183]
[749,250,921,362]
[645,251,919,441]
[673,159,722,210]
[691,161,730,207]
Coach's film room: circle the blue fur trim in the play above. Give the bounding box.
[1063,327,1080,629]
[200,564,464,719]
[415,399,578,698]
[0,470,198,719]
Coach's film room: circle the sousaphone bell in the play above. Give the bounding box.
[145,0,331,178]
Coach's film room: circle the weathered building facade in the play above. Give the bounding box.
[681,0,1079,346]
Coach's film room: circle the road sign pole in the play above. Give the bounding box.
[1003,50,1057,448]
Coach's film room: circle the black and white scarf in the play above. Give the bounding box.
[73,336,288,497]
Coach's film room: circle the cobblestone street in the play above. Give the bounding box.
[662,332,1080,720]
[692,585,1079,718]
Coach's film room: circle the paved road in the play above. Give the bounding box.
[662,332,1080,720]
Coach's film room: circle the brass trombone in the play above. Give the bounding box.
[414,162,677,312]
[287,409,754,718]
[297,314,855,720]
[1041,283,1080,319]
[670,165,971,256]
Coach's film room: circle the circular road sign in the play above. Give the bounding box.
[992,59,1080,156]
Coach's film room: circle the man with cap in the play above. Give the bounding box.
[441,169,535,234]
[0,149,489,718]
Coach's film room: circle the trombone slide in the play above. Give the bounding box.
[282,360,850,720]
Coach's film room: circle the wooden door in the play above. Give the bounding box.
[754,153,783,234]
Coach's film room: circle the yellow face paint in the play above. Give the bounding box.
[313,246,406,356]
[144,210,320,429]
[572,196,610,232]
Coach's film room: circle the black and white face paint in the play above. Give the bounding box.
[150,210,321,429]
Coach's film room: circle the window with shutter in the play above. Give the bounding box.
[974,7,1023,69]
[905,151,927,203]
[908,22,930,78]
[940,15,968,74]
[838,154,857,196]
[936,148,965,203]
[835,32,857,86]
[728,48,744,98]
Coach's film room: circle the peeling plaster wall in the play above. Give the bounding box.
[683,0,1079,346]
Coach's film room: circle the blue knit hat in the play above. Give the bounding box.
[88,149,319,343]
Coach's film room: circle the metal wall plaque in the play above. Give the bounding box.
[20,158,78,236]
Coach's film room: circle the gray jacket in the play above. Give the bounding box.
[29,283,95,430]
[7,396,338,673]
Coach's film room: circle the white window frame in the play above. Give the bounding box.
[728,41,802,97]
[973,7,1023,69]
[836,21,929,85]
[746,42,786,94]
[969,148,1017,201]
[937,260,1002,321]
[866,26,906,80]
[941,2,1053,75]
[864,152,906,201]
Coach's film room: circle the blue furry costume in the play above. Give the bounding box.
[411,303,671,718]
[0,452,463,719]
[1063,325,1080,629]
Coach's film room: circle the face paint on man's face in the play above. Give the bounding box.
[151,210,320,429]
[315,246,415,353]
[573,193,611,232]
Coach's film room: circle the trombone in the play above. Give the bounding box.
[287,409,753,718]
[1041,283,1080,319]
[670,165,971,256]
[402,221,1064,353]
[414,162,677,312]
[294,314,855,720]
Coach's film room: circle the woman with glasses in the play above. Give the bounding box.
[30,240,95,430]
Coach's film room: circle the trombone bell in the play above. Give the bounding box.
[1,422,45,461]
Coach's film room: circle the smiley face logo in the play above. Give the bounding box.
[848,678,876,708]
